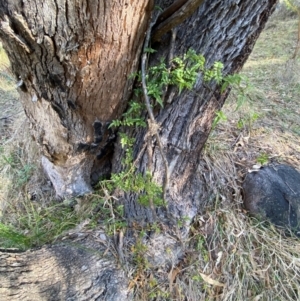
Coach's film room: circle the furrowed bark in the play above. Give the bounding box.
[109,0,278,283]
[0,0,154,198]
[115,0,278,229]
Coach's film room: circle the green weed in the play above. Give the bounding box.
[256,153,269,165]
[0,201,80,249]
[0,222,31,249]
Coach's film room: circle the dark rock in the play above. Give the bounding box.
[243,164,300,235]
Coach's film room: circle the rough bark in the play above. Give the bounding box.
[0,0,153,197]
[0,233,131,301]
[116,0,278,226]
[0,0,278,299]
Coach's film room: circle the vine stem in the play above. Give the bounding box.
[141,13,169,203]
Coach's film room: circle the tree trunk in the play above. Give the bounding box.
[0,0,278,299]
[0,0,153,198]
[117,0,278,225]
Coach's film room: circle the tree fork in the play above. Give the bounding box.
[0,1,279,299]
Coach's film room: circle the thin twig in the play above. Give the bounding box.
[141,14,169,203]
[163,28,177,103]
[146,128,157,221]
[168,28,177,67]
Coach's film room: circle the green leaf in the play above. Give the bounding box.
[144,47,157,54]
[212,110,227,129]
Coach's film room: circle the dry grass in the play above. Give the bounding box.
[169,11,300,301]
[133,154,300,301]
[0,48,44,220]
[1,8,300,301]
[166,153,300,301]
[0,45,20,142]
[0,44,64,246]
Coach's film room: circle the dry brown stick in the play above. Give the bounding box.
[141,0,204,202]
[152,0,205,42]
[163,27,178,103]
[146,129,158,220]
[141,14,169,203]
[156,0,189,24]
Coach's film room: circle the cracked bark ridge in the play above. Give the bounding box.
[0,236,131,301]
